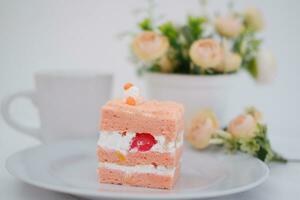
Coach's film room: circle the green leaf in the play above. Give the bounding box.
[225,138,239,152]
[256,146,268,161]
[159,22,179,48]
[271,152,288,163]
[246,58,258,78]
[181,16,206,46]
[137,66,146,76]
[138,18,153,31]
[187,16,206,40]
[240,139,260,155]
[190,63,201,74]
[181,26,194,46]
[203,69,224,75]
[148,64,161,72]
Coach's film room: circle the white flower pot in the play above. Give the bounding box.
[144,72,242,126]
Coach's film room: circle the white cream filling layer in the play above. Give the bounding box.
[97,131,183,154]
[99,162,175,176]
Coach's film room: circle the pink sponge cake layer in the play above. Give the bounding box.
[100,99,184,141]
[98,165,180,189]
[97,146,183,167]
[98,96,184,190]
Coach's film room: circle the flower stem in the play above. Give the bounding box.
[209,138,224,145]
[272,152,287,163]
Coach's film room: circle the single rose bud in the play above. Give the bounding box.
[244,6,264,31]
[255,49,276,84]
[228,114,257,139]
[189,39,223,69]
[186,110,219,149]
[216,51,242,72]
[245,107,263,122]
[132,31,169,62]
[158,55,174,73]
[215,15,244,38]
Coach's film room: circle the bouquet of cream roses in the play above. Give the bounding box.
[130,2,275,84]
[186,107,286,163]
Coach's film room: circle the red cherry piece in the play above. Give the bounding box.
[130,133,157,152]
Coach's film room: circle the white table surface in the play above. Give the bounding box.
[1,119,300,200]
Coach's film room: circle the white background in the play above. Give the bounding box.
[1,0,300,199]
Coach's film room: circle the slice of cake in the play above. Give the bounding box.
[97,83,184,189]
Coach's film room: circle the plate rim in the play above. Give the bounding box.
[6,140,270,199]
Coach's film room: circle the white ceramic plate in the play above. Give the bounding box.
[6,139,269,200]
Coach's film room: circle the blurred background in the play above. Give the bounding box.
[0,0,299,157]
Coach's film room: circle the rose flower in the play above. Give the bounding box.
[246,107,263,123]
[244,6,264,31]
[228,114,257,139]
[189,39,223,69]
[158,55,174,73]
[255,49,276,84]
[132,31,169,62]
[186,110,219,149]
[216,51,242,73]
[215,15,244,38]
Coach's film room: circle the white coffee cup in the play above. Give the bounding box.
[1,70,113,143]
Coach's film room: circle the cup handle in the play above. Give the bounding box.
[1,91,41,140]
